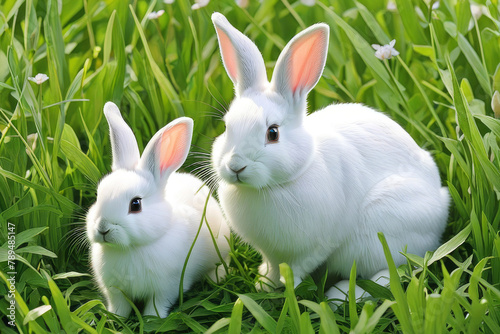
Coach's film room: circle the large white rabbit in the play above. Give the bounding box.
[210,13,449,301]
[87,102,230,318]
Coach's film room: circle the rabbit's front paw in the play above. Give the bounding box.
[255,261,280,291]
[143,296,170,318]
[255,275,277,292]
[107,291,132,318]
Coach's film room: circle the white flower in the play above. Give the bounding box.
[470,4,486,20]
[147,10,165,20]
[492,90,500,119]
[191,0,209,10]
[386,0,397,11]
[28,73,49,85]
[432,1,440,10]
[300,0,315,6]
[372,40,399,60]
[26,133,38,154]
[164,0,175,3]
[235,0,249,8]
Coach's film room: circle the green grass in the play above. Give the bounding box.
[1,0,499,332]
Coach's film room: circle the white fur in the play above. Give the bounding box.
[211,13,449,300]
[87,102,230,318]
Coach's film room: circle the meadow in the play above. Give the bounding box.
[0,0,499,332]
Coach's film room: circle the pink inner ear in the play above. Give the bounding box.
[290,31,326,94]
[159,123,188,174]
[216,27,238,82]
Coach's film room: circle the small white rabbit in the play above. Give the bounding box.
[210,13,449,301]
[87,102,230,318]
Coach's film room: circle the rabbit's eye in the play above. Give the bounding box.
[266,125,279,143]
[129,197,142,214]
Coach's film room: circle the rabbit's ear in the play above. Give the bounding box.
[104,102,140,171]
[139,117,193,187]
[271,24,329,101]
[212,12,267,96]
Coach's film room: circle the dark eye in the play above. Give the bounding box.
[266,125,279,143]
[129,197,142,213]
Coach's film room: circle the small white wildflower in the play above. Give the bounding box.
[492,91,500,119]
[147,10,165,20]
[470,4,486,20]
[387,0,397,11]
[28,73,49,85]
[432,1,440,10]
[235,0,249,8]
[300,0,315,6]
[26,133,38,154]
[191,0,209,10]
[164,0,175,3]
[372,39,399,60]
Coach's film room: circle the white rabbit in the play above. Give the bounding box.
[86,102,230,318]
[210,13,449,302]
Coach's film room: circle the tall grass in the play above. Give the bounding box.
[0,0,499,332]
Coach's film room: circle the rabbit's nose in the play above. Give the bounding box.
[230,166,246,174]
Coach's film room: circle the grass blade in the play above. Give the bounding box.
[300,312,315,334]
[103,9,126,103]
[299,300,341,334]
[348,261,359,329]
[319,2,403,106]
[42,270,80,333]
[280,263,301,333]
[457,33,492,96]
[378,232,415,334]
[229,298,243,334]
[447,55,500,191]
[394,0,428,44]
[59,139,101,185]
[428,224,471,265]
[238,294,277,333]
[23,305,52,325]
[129,5,183,117]
[205,318,231,334]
